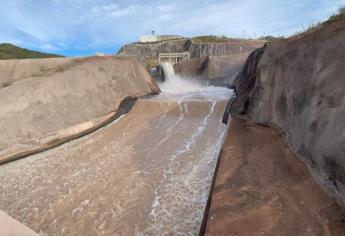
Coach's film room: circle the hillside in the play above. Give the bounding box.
[191,35,241,43]
[204,10,345,235]
[230,18,345,207]
[0,43,63,59]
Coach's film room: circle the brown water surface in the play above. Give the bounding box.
[0,87,231,235]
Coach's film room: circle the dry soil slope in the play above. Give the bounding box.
[0,56,159,153]
[231,20,345,206]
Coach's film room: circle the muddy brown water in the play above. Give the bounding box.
[0,87,231,235]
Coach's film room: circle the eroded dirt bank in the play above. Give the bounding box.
[205,118,345,235]
[0,87,231,235]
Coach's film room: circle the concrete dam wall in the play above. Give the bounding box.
[0,56,159,156]
[117,38,265,85]
[117,38,264,60]
[231,20,345,207]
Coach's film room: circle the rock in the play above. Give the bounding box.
[188,40,265,58]
[178,40,265,85]
[231,20,345,207]
[0,56,159,152]
[117,38,191,64]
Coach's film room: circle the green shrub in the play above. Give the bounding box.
[294,5,345,37]
[326,6,345,23]
[192,35,236,43]
[258,35,285,41]
[0,43,63,60]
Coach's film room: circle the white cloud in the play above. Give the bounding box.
[90,3,145,18]
[0,0,343,56]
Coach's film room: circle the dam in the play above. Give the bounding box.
[0,60,232,235]
[2,2,345,235]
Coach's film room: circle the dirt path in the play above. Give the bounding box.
[0,87,231,235]
[205,118,345,236]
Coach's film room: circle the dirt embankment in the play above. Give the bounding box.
[231,20,345,207]
[0,56,159,161]
[205,119,345,235]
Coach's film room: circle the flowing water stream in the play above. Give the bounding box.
[0,65,232,235]
[158,62,204,92]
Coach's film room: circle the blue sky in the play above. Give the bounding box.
[0,0,343,56]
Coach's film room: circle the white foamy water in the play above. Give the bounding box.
[158,62,204,92]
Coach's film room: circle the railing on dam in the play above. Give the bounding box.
[158,52,190,64]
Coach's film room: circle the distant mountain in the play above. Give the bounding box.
[0,43,63,60]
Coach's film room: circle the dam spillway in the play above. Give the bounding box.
[158,62,204,92]
[0,87,232,235]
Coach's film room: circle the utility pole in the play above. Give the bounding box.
[243,29,246,40]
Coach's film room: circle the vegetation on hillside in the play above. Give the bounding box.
[258,35,285,41]
[327,6,345,23]
[0,43,63,60]
[192,35,237,43]
[255,6,345,41]
[294,6,345,37]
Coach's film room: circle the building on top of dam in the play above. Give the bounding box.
[140,31,182,43]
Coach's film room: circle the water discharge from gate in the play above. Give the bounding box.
[158,62,204,92]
